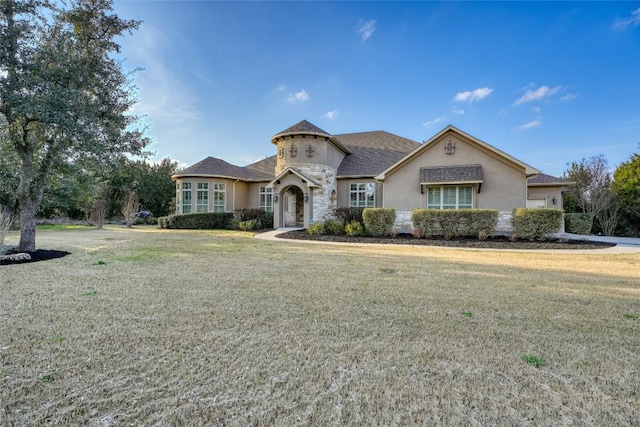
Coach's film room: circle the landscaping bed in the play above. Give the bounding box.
[276,230,615,250]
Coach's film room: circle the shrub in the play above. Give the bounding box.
[306,222,326,235]
[238,219,261,231]
[345,220,365,236]
[233,208,273,229]
[564,213,592,235]
[411,209,440,238]
[363,208,396,237]
[333,207,365,225]
[324,219,345,235]
[512,208,564,240]
[466,210,499,239]
[157,212,234,229]
[411,209,498,239]
[133,216,158,226]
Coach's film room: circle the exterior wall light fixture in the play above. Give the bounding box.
[304,194,309,203]
[552,196,557,205]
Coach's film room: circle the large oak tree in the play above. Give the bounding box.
[0,0,148,251]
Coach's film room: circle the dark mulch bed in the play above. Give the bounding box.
[276,230,615,250]
[0,249,71,265]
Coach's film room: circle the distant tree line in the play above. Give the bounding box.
[0,150,179,222]
[563,148,640,237]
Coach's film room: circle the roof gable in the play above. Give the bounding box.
[376,125,539,180]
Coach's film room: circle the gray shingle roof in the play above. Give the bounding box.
[276,120,331,136]
[420,165,483,183]
[335,131,420,176]
[173,156,275,181]
[528,172,568,185]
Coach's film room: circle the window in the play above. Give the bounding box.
[350,183,375,207]
[259,186,273,212]
[427,185,473,209]
[181,182,192,213]
[213,183,226,212]
[196,183,209,212]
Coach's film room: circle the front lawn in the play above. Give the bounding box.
[0,226,638,425]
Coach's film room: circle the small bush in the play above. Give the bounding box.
[345,220,365,236]
[133,216,158,226]
[233,208,273,229]
[411,210,439,238]
[512,208,564,240]
[157,212,233,229]
[238,219,261,231]
[324,219,345,235]
[333,207,365,225]
[411,209,498,239]
[306,222,326,235]
[564,213,592,235]
[363,208,396,237]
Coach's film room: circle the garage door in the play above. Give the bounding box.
[527,199,547,208]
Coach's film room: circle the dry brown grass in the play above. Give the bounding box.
[1,226,639,426]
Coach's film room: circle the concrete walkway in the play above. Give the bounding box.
[255,228,640,254]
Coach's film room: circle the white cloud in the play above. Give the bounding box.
[514,85,562,106]
[452,87,493,103]
[518,120,542,130]
[123,25,202,121]
[613,8,640,30]
[560,93,577,102]
[451,107,465,115]
[325,110,338,119]
[358,20,376,42]
[287,89,309,103]
[422,116,446,128]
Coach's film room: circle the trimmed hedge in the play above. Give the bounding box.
[233,208,273,229]
[564,213,592,235]
[333,207,365,225]
[363,208,396,237]
[512,208,564,240]
[411,209,498,240]
[158,212,234,229]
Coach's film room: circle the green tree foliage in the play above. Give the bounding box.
[613,150,640,236]
[563,155,616,235]
[0,0,149,250]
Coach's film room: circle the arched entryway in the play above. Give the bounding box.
[282,185,304,227]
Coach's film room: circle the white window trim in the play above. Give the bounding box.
[349,183,375,208]
[427,185,473,209]
[196,182,209,213]
[182,182,192,214]
[259,186,273,212]
[213,183,226,212]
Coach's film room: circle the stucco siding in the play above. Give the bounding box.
[383,133,528,212]
[527,185,564,209]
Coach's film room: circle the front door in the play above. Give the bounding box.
[284,186,304,227]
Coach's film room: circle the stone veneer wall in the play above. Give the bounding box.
[292,163,337,223]
[392,210,516,234]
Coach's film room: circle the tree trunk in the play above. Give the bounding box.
[18,197,38,251]
[16,145,43,252]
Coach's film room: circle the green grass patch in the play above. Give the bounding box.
[36,224,93,231]
[462,311,473,317]
[47,335,64,343]
[115,247,164,262]
[37,372,58,383]
[81,290,98,297]
[623,313,639,320]
[522,354,546,367]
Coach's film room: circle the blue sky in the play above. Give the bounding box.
[114,1,640,177]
